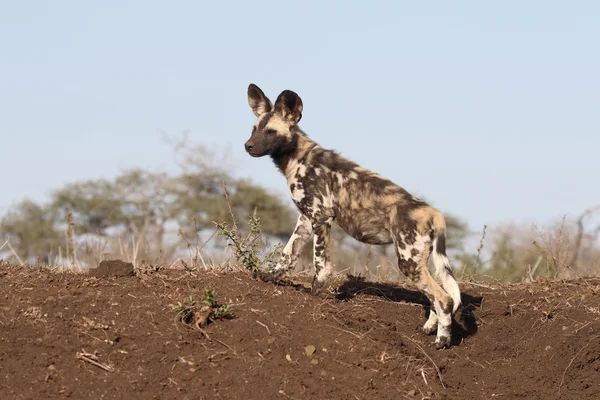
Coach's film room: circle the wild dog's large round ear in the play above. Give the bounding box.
[248,83,273,117]
[274,90,303,125]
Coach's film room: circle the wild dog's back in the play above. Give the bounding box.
[296,146,429,245]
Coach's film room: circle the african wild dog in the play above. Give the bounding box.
[244,84,462,349]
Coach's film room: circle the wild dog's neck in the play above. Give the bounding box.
[270,129,317,177]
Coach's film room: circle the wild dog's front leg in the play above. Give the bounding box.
[251,213,312,283]
[311,219,332,295]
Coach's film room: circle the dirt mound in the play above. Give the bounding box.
[0,262,599,399]
[88,259,135,278]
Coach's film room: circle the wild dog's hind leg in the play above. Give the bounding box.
[394,235,454,349]
[310,218,333,295]
[251,213,312,283]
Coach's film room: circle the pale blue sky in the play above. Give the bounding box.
[2,1,599,235]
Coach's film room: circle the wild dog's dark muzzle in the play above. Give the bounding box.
[245,140,262,157]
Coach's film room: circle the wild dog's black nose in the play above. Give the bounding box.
[245,142,254,152]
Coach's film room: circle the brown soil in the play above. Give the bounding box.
[0,260,599,399]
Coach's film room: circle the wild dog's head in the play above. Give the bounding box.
[245,83,303,158]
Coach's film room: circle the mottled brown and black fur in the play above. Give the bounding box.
[244,84,462,349]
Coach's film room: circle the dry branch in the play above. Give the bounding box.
[404,336,446,389]
[256,320,271,335]
[6,239,24,266]
[0,239,9,253]
[473,224,487,272]
[221,181,238,232]
[75,351,114,372]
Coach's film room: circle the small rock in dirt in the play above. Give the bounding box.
[304,345,316,356]
[286,354,292,362]
[407,389,416,396]
[545,345,552,351]
[267,338,276,345]
[310,359,319,365]
[88,260,135,278]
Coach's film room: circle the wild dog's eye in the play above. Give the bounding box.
[265,129,277,135]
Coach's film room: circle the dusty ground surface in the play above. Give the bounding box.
[1,260,599,400]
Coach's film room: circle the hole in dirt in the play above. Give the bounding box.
[453,292,482,345]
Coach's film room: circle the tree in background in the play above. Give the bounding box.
[51,178,128,235]
[0,199,61,263]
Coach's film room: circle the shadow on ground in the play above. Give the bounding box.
[334,275,483,346]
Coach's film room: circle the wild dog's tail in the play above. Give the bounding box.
[431,213,461,314]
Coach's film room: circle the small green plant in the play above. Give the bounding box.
[173,295,197,324]
[201,288,232,319]
[263,242,284,270]
[215,214,283,272]
[202,288,217,306]
[173,289,233,329]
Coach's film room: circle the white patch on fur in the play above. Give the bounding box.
[316,262,332,282]
[434,301,452,343]
[423,311,438,332]
[314,168,321,176]
[264,116,291,137]
[290,182,305,203]
[284,160,307,195]
[311,196,321,212]
[335,172,345,186]
[322,185,334,209]
[251,102,272,117]
[272,214,312,273]
[297,164,307,178]
[285,159,300,180]
[282,232,301,254]
[432,239,461,314]
[348,171,358,180]
[254,113,270,129]
[282,216,311,254]
[313,221,333,283]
